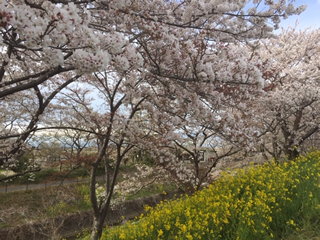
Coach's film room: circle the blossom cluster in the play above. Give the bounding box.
[72,50,112,74]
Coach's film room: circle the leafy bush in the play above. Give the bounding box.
[13,150,36,173]
[35,168,56,182]
[68,168,89,179]
[98,151,320,240]
[77,184,91,209]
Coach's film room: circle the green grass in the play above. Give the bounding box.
[282,220,320,240]
[0,166,104,186]
[95,151,320,240]
[0,185,90,228]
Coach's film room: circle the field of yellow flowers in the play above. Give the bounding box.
[98,151,320,239]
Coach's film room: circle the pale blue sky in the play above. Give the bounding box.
[278,0,320,30]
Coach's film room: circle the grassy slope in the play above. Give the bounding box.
[98,151,320,240]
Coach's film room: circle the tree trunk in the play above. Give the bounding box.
[286,148,299,160]
[90,150,105,240]
[91,217,103,240]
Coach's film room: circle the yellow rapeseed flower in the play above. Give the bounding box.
[157,229,164,238]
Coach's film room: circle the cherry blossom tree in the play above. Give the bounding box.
[0,0,136,170]
[0,1,307,239]
[254,27,320,160]
[137,72,264,192]
[41,70,150,239]
[172,124,241,191]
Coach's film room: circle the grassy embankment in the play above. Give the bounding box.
[94,151,320,240]
[0,164,175,230]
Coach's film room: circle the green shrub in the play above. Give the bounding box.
[35,168,56,182]
[68,168,89,179]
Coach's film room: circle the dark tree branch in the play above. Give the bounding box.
[0,66,75,98]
